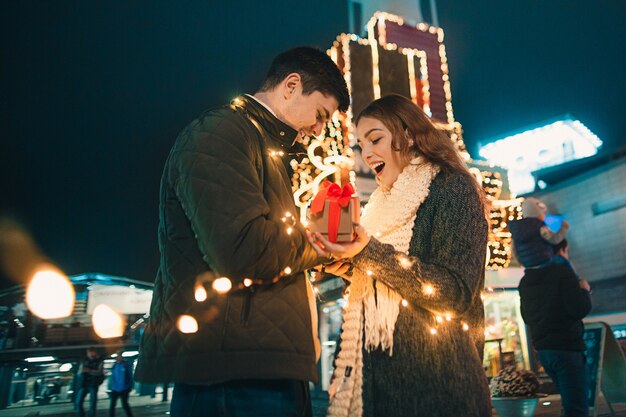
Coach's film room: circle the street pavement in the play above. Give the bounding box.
[1,393,625,416]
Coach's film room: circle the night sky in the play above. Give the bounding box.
[2,1,625,288]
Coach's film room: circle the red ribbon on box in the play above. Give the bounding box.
[310,180,356,243]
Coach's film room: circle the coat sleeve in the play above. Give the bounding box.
[172,114,321,283]
[352,173,488,316]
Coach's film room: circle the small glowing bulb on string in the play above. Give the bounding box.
[366,270,373,276]
[375,232,382,238]
[194,286,208,302]
[243,278,253,288]
[177,315,198,334]
[284,266,292,275]
[26,268,75,319]
[423,284,435,296]
[462,323,469,331]
[92,304,125,338]
[436,315,443,323]
[286,227,293,235]
[281,217,287,223]
[430,328,437,335]
[278,151,285,156]
[399,257,411,268]
[285,211,292,218]
[445,314,452,321]
[212,277,232,294]
[401,299,409,307]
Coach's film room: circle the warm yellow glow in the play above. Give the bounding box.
[212,277,232,294]
[26,268,75,319]
[366,270,373,276]
[401,299,409,307]
[92,304,125,339]
[462,323,469,331]
[284,266,292,275]
[177,315,198,334]
[445,314,452,321]
[436,315,443,323]
[194,286,207,302]
[243,278,253,287]
[430,328,437,335]
[423,284,435,296]
[286,227,293,235]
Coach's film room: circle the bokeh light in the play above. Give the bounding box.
[92,304,125,338]
[26,268,75,319]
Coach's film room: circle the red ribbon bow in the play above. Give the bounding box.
[310,181,355,243]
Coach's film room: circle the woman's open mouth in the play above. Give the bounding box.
[371,162,385,176]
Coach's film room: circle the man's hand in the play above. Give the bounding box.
[315,260,354,280]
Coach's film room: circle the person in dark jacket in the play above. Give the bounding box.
[134,46,349,417]
[518,239,592,417]
[109,352,134,417]
[76,348,104,417]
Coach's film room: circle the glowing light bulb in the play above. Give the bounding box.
[445,314,452,321]
[243,278,253,287]
[401,299,408,307]
[399,257,411,268]
[194,286,207,302]
[286,227,293,235]
[423,284,434,296]
[284,266,292,275]
[177,315,198,334]
[462,323,469,331]
[26,268,75,319]
[92,304,125,339]
[212,277,232,294]
[436,315,443,323]
[430,328,437,335]
[366,270,373,276]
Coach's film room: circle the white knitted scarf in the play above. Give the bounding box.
[327,157,440,417]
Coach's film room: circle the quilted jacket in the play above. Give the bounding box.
[135,95,322,384]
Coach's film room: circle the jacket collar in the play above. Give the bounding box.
[231,95,300,149]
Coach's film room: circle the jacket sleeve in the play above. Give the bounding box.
[561,270,592,319]
[351,173,488,316]
[172,114,321,283]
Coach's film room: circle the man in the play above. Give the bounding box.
[518,239,592,417]
[76,347,104,417]
[134,46,349,416]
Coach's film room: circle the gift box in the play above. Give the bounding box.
[307,181,360,243]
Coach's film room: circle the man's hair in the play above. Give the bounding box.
[259,46,350,112]
[553,238,568,254]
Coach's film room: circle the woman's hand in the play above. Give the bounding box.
[306,224,370,260]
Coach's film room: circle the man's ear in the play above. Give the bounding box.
[283,73,301,98]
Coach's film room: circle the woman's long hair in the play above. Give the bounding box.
[355,94,488,213]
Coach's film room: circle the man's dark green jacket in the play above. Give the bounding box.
[135,96,322,384]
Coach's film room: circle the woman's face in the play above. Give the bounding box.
[356,116,408,190]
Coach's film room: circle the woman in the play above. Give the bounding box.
[308,94,491,417]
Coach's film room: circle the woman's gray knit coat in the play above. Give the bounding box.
[351,171,492,417]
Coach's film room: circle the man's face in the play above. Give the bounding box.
[282,88,338,139]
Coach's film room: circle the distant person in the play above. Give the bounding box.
[76,347,104,417]
[109,351,134,417]
[509,197,571,269]
[518,239,592,417]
